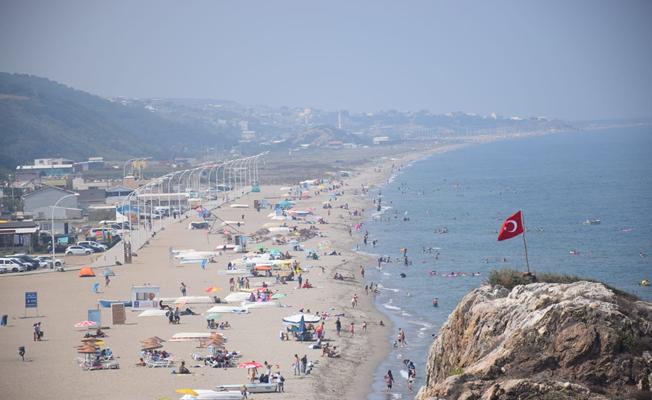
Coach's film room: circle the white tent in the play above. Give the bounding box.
[242,301,281,309]
[137,309,168,317]
[282,313,321,324]
[205,305,248,314]
[224,292,251,303]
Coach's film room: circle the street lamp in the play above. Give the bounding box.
[123,157,151,180]
[51,193,79,269]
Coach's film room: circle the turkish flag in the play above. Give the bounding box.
[497,211,524,241]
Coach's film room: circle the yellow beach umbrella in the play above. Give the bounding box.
[175,389,198,396]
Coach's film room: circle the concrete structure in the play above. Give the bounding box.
[22,186,82,234]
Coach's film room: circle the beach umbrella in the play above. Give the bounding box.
[271,293,287,299]
[282,313,321,324]
[204,313,220,321]
[238,361,263,369]
[141,343,163,351]
[204,286,221,293]
[141,336,166,343]
[74,320,97,328]
[77,344,98,354]
[175,389,198,396]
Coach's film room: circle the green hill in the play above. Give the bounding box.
[0,73,238,170]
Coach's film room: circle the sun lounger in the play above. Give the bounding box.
[215,383,277,393]
[180,390,243,399]
[146,359,173,368]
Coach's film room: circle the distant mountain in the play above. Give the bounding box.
[0,73,239,170]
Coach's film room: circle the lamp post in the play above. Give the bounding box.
[51,193,79,269]
[123,157,151,180]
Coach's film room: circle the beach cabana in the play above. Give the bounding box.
[79,267,95,277]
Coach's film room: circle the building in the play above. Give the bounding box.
[78,188,107,212]
[22,185,82,235]
[73,157,106,173]
[105,185,134,205]
[372,136,390,145]
[0,220,40,253]
[15,158,74,184]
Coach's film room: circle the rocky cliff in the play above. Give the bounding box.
[416,282,652,400]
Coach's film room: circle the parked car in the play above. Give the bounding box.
[78,241,108,252]
[47,243,69,254]
[65,245,93,256]
[0,257,27,272]
[36,256,65,268]
[9,254,41,270]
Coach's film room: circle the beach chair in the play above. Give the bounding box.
[146,359,173,368]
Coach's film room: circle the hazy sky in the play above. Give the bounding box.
[1,0,651,120]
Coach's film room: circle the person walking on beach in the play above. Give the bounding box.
[351,293,358,308]
[349,322,355,337]
[360,266,365,278]
[293,354,300,375]
[297,274,303,289]
[300,354,308,374]
[180,282,187,296]
[362,321,368,333]
[105,274,110,287]
[384,370,394,392]
[335,317,342,336]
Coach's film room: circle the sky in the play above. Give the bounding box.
[0,0,651,120]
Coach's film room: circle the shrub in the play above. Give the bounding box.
[486,269,638,301]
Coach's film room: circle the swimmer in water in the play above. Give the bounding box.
[432,298,439,307]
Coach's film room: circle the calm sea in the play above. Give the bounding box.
[364,127,652,399]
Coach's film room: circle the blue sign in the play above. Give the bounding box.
[25,292,38,308]
[88,309,101,327]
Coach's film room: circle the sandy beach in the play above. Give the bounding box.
[0,143,458,400]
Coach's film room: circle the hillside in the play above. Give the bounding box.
[416,281,652,400]
[0,73,239,170]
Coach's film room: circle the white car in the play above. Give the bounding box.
[0,258,27,272]
[65,245,93,256]
[77,241,109,252]
[36,256,65,268]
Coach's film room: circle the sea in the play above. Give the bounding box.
[363,126,652,399]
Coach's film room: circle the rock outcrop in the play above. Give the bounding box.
[416,282,652,400]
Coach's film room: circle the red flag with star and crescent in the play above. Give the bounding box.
[497,211,524,241]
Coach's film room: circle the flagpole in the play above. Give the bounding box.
[521,211,531,273]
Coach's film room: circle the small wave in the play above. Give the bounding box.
[371,205,393,218]
[382,272,391,276]
[408,320,434,331]
[353,249,381,257]
[377,284,400,293]
[383,303,402,311]
[401,311,413,317]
